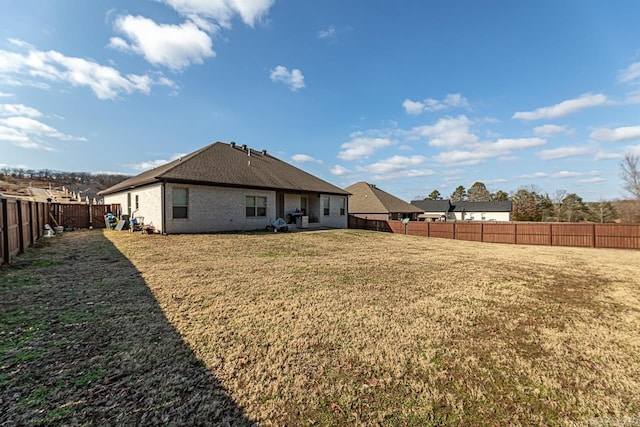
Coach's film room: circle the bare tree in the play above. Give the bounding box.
[621,153,640,200]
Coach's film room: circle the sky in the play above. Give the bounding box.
[1,1,640,202]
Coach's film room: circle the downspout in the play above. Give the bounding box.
[161,180,166,235]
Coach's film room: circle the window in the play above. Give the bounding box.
[469,213,475,220]
[172,188,188,219]
[339,198,345,216]
[246,196,267,217]
[127,192,131,216]
[323,197,330,216]
[481,213,486,221]
[135,195,139,210]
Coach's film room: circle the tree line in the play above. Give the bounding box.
[0,167,130,191]
[422,154,640,223]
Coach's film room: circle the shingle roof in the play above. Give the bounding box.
[411,199,512,213]
[411,199,452,212]
[346,182,423,214]
[453,201,512,212]
[98,142,349,196]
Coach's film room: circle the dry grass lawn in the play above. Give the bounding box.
[2,228,639,425]
[107,229,640,426]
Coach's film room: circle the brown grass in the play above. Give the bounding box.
[105,229,640,426]
[2,229,639,425]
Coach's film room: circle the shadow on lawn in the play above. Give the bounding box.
[0,230,255,426]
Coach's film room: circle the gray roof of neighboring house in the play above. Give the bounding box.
[411,199,512,213]
[453,201,512,212]
[98,142,350,196]
[346,182,423,214]
[410,199,452,212]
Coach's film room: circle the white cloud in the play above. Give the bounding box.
[358,155,434,181]
[626,145,640,155]
[330,165,352,176]
[109,15,215,71]
[590,125,640,142]
[337,137,394,161]
[594,151,624,161]
[291,153,322,164]
[552,171,582,179]
[270,65,305,91]
[515,172,549,179]
[619,62,640,84]
[533,124,574,137]
[402,93,469,115]
[402,99,425,115]
[512,93,611,120]
[317,25,336,40]
[0,116,86,141]
[537,145,593,160]
[131,153,185,171]
[0,104,42,118]
[578,177,605,183]
[0,41,175,100]
[433,138,545,166]
[160,0,275,29]
[0,91,13,97]
[407,115,479,148]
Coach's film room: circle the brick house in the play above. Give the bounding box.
[98,142,350,234]
[345,182,423,221]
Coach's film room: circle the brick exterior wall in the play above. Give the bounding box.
[103,184,163,231]
[105,184,348,233]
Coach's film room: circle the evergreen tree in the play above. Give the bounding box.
[427,190,442,200]
[450,185,467,202]
[467,182,491,202]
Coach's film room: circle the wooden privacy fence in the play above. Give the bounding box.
[1,196,121,265]
[348,216,640,250]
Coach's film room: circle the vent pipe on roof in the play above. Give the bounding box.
[261,149,267,155]
[230,141,236,147]
[241,144,247,151]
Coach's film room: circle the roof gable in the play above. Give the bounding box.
[99,142,349,196]
[346,182,423,214]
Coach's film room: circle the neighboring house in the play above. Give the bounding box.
[410,199,454,221]
[411,199,512,221]
[98,142,350,234]
[346,182,423,221]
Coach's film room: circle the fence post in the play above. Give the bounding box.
[592,223,596,248]
[481,222,484,243]
[17,201,24,254]
[452,222,456,240]
[1,198,8,265]
[549,223,553,246]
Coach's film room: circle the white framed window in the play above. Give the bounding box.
[339,198,346,216]
[481,213,486,220]
[300,197,307,215]
[246,196,267,217]
[172,188,188,219]
[323,197,330,216]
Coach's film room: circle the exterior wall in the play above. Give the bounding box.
[284,193,310,216]
[454,211,511,221]
[319,195,348,228]
[164,184,275,233]
[103,184,163,232]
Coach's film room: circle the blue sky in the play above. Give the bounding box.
[1,1,640,201]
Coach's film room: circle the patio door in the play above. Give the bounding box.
[276,192,285,219]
